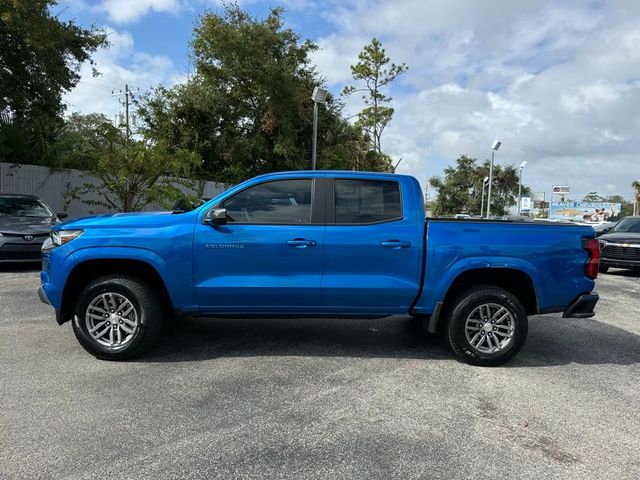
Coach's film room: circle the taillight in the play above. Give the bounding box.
[583,237,600,279]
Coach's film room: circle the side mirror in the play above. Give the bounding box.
[205,208,227,226]
[56,213,68,219]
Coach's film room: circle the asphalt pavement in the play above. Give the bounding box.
[1,265,639,479]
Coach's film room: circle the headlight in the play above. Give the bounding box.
[51,229,84,246]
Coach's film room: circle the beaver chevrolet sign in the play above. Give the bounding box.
[550,201,622,221]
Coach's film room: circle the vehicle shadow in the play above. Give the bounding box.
[0,263,41,273]
[603,268,640,278]
[139,314,640,368]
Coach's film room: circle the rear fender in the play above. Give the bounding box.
[413,256,541,314]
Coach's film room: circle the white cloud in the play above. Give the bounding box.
[63,27,180,122]
[312,0,640,199]
[98,0,182,24]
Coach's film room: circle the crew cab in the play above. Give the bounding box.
[39,171,600,365]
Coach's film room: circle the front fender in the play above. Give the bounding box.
[42,245,198,318]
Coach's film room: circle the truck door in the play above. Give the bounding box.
[322,178,423,313]
[193,177,324,312]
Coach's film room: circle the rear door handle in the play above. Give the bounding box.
[381,240,411,249]
[286,239,316,248]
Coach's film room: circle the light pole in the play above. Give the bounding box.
[311,87,329,170]
[517,160,527,215]
[480,176,489,217]
[486,140,502,218]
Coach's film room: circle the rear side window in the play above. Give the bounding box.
[222,179,312,224]
[334,179,402,224]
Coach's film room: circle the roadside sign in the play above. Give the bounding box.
[552,185,570,194]
[532,192,545,202]
[521,197,532,212]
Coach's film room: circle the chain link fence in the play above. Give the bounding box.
[0,162,228,219]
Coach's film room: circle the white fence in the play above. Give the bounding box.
[0,162,228,219]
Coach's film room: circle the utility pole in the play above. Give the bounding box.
[517,161,527,215]
[112,84,138,153]
[125,83,130,146]
[310,87,329,170]
[481,176,488,217]
[487,140,502,218]
[312,101,318,170]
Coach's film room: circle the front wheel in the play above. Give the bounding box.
[444,286,528,366]
[72,275,165,360]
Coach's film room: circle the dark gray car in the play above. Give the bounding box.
[0,194,66,263]
[598,216,640,273]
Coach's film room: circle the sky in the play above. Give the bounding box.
[58,0,640,201]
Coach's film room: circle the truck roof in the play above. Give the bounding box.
[249,170,417,182]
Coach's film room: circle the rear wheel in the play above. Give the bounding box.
[444,286,528,366]
[72,275,165,360]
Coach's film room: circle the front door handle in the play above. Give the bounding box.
[381,240,411,249]
[286,238,316,248]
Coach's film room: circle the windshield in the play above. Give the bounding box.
[0,196,54,217]
[611,217,640,233]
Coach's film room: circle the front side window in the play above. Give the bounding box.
[222,179,312,224]
[334,179,402,224]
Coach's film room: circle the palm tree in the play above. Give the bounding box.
[633,180,640,216]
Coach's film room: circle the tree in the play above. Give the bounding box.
[582,192,604,202]
[56,112,117,170]
[0,0,107,120]
[67,124,201,212]
[429,155,526,216]
[0,0,107,166]
[138,4,368,184]
[342,38,407,168]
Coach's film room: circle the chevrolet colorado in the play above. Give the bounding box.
[39,171,600,365]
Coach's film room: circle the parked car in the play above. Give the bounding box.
[38,171,599,366]
[0,194,66,263]
[594,221,617,237]
[598,216,640,273]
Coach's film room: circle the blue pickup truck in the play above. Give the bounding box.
[39,171,600,365]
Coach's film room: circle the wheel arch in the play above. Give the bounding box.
[443,268,539,316]
[59,259,174,324]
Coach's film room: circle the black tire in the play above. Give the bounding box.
[72,275,165,360]
[599,265,609,274]
[444,286,528,366]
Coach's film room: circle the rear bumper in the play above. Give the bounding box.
[563,292,599,318]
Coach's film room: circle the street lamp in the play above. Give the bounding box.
[480,176,489,217]
[517,160,527,215]
[486,140,502,218]
[311,87,329,170]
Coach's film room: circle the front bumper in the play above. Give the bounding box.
[601,257,640,269]
[0,238,45,262]
[563,292,599,318]
[38,285,62,324]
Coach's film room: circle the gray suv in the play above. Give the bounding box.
[0,194,66,263]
